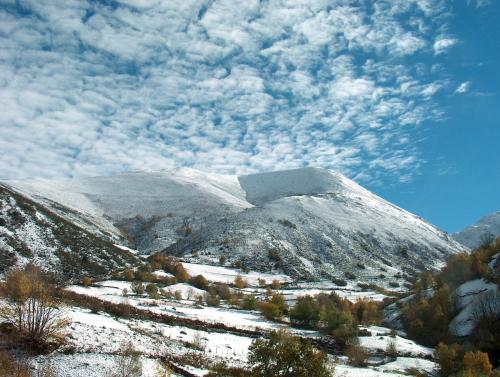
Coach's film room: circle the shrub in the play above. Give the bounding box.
[174,290,182,301]
[82,277,93,287]
[241,294,257,310]
[145,283,159,299]
[290,295,319,327]
[189,275,209,290]
[205,292,220,307]
[277,219,297,229]
[346,344,367,367]
[234,275,247,289]
[214,283,232,301]
[131,281,144,296]
[386,338,398,358]
[0,265,68,351]
[175,264,190,283]
[462,351,492,377]
[112,342,143,377]
[257,302,281,320]
[344,271,356,280]
[249,330,332,377]
[332,278,347,286]
[219,255,227,265]
[0,350,30,377]
[271,280,281,290]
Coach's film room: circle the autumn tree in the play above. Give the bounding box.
[248,330,332,377]
[0,265,68,350]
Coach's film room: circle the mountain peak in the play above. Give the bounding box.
[238,167,359,205]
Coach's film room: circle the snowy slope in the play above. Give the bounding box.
[3,167,463,280]
[453,211,500,249]
[165,168,464,280]
[4,168,250,253]
[0,185,140,280]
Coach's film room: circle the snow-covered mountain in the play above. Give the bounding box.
[2,167,464,281]
[0,185,140,280]
[453,212,500,249]
[4,168,250,253]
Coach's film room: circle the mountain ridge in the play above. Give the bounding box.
[2,167,465,281]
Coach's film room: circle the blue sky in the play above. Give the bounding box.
[0,0,498,232]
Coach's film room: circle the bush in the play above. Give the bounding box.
[241,294,257,310]
[290,295,319,327]
[331,278,347,287]
[82,277,93,287]
[386,338,398,358]
[271,280,281,290]
[205,291,220,307]
[0,265,68,351]
[214,283,232,301]
[345,271,356,280]
[189,275,209,290]
[277,219,297,229]
[249,329,332,377]
[131,281,144,296]
[462,351,492,377]
[234,275,247,289]
[112,342,143,377]
[219,255,227,265]
[257,302,281,320]
[346,344,367,366]
[175,264,190,283]
[0,350,30,377]
[145,283,159,299]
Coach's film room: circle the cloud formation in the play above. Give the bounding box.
[0,0,458,184]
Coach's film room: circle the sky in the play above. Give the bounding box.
[0,0,498,232]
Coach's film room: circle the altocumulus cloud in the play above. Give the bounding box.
[0,0,457,183]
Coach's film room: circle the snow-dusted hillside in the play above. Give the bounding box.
[0,185,140,280]
[167,168,464,280]
[453,211,500,249]
[3,167,464,280]
[5,168,250,253]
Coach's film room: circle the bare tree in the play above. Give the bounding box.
[472,290,500,321]
[480,231,495,249]
[111,342,143,377]
[0,265,68,349]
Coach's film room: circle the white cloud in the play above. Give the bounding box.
[0,0,455,185]
[455,81,471,94]
[433,37,459,54]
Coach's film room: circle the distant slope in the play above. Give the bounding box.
[5,168,251,253]
[164,168,464,281]
[3,167,464,281]
[453,212,500,249]
[0,185,140,281]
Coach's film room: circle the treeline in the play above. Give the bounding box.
[400,236,500,374]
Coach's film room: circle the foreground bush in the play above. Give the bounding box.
[0,265,68,351]
[208,329,332,377]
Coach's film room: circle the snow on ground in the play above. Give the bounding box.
[449,278,498,336]
[336,364,412,377]
[359,326,433,357]
[373,357,438,374]
[162,283,206,300]
[182,262,292,285]
[280,288,387,303]
[152,270,175,278]
[32,353,179,377]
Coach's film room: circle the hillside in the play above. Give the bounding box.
[165,168,464,281]
[453,212,500,249]
[3,167,464,281]
[5,168,251,253]
[0,185,140,281]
